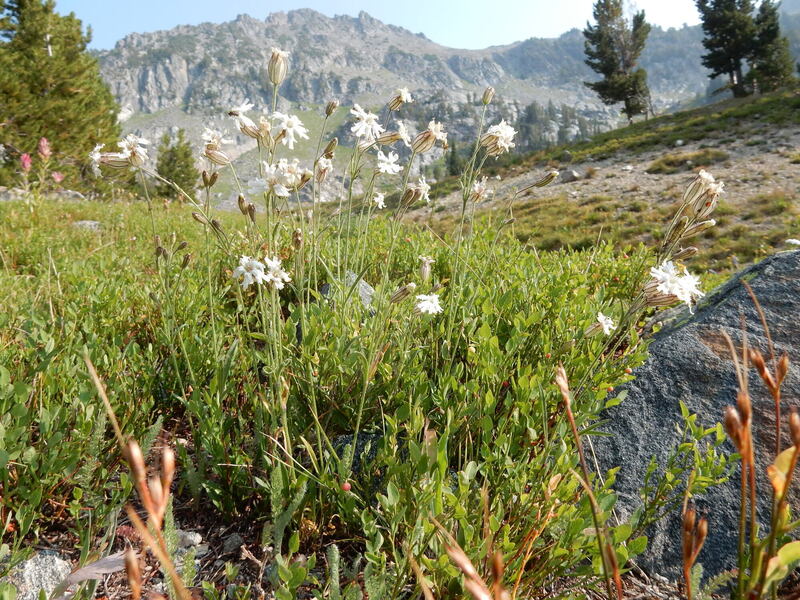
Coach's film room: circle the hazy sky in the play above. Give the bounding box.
[57,0,702,50]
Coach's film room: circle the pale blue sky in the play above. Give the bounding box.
[56,0,702,50]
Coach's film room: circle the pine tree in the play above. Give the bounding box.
[748,0,795,91]
[695,0,757,97]
[0,0,119,189]
[446,140,463,177]
[583,0,652,122]
[155,129,199,201]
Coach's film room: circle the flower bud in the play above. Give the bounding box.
[268,47,289,86]
[176,241,188,252]
[181,253,192,269]
[672,246,699,261]
[292,228,303,250]
[202,170,210,187]
[419,255,435,283]
[247,203,256,223]
[411,130,436,154]
[191,212,208,225]
[390,282,417,304]
[323,137,338,159]
[777,354,790,386]
[126,441,146,486]
[482,86,495,105]
[325,100,339,117]
[237,194,248,215]
[211,218,223,233]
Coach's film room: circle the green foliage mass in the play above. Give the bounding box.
[155,129,199,201]
[0,0,120,190]
[583,0,652,121]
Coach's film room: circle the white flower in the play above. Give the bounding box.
[428,120,447,143]
[397,88,413,103]
[470,176,492,202]
[648,261,704,309]
[232,256,268,289]
[202,127,233,148]
[89,143,105,175]
[786,239,800,246]
[117,134,150,166]
[480,120,516,156]
[376,150,402,175]
[271,112,309,150]
[350,104,384,142]
[316,156,333,182]
[597,312,616,335]
[396,121,411,147]
[373,192,385,209]
[415,293,443,315]
[263,256,291,290]
[258,162,290,197]
[230,101,260,138]
[230,100,254,115]
[277,157,303,188]
[416,176,431,204]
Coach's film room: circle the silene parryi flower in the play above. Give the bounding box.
[388,87,414,111]
[645,260,704,312]
[271,112,309,150]
[316,156,333,183]
[480,120,517,156]
[232,255,291,290]
[250,158,312,198]
[411,120,447,153]
[376,150,402,175]
[470,176,492,202]
[202,127,233,166]
[415,176,431,204]
[350,104,384,143]
[229,100,261,139]
[89,134,150,174]
[373,192,386,209]
[418,255,435,282]
[586,311,616,336]
[415,293,443,315]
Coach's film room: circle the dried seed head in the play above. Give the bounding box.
[749,349,776,391]
[482,86,495,105]
[126,441,146,486]
[161,446,175,493]
[790,410,800,448]
[237,194,248,215]
[325,99,339,117]
[191,212,208,225]
[736,390,752,425]
[148,476,164,512]
[777,354,790,386]
[724,406,744,450]
[554,364,571,408]
[268,47,289,86]
[672,246,698,261]
[124,548,142,600]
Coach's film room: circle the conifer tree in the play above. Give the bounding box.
[749,0,795,91]
[583,0,652,122]
[155,129,199,201]
[0,0,119,189]
[695,0,757,97]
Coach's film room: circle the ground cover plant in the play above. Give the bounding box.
[0,51,744,599]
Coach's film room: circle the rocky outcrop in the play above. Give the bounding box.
[596,250,800,578]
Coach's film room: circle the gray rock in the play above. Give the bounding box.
[596,250,800,579]
[3,552,71,600]
[177,529,202,548]
[72,220,101,231]
[344,270,375,308]
[560,150,573,163]
[222,533,244,554]
[53,190,86,202]
[559,169,580,183]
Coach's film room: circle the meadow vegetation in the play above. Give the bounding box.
[0,52,797,600]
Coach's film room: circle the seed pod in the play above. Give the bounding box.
[724,406,743,450]
[191,212,208,225]
[155,246,167,259]
[211,218,223,233]
[209,171,219,187]
[790,410,800,448]
[681,219,716,240]
[202,170,211,188]
[736,390,752,425]
[411,130,436,154]
[482,86,495,105]
[176,241,188,252]
[181,253,192,269]
[777,354,790,386]
[390,282,416,304]
[292,228,303,250]
[237,194,248,215]
[268,47,289,86]
[247,203,256,223]
[325,100,339,117]
[376,131,402,145]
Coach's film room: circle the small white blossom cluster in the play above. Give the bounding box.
[249,158,312,198]
[89,134,150,175]
[415,293,443,315]
[480,120,517,156]
[585,311,616,337]
[645,261,704,311]
[232,255,291,290]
